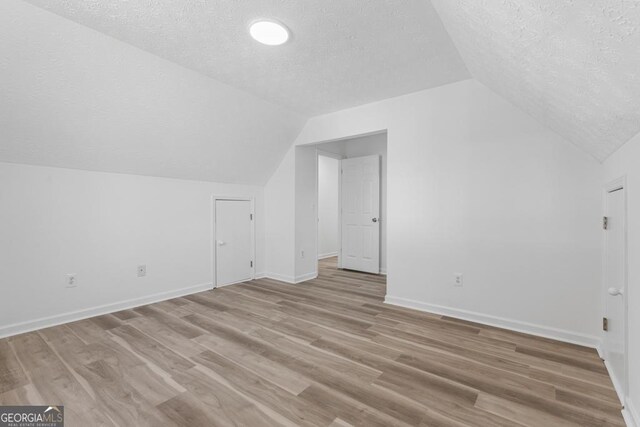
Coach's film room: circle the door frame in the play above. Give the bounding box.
[316,150,345,274]
[309,129,388,277]
[212,196,256,288]
[601,176,628,406]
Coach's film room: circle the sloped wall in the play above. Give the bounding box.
[0,0,305,185]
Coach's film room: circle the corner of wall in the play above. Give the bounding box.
[264,147,297,280]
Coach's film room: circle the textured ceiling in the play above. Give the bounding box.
[0,1,304,185]
[431,0,640,161]
[21,0,470,116]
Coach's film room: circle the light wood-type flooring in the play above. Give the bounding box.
[0,257,624,426]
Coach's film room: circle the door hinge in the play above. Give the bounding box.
[250,213,253,221]
[250,260,253,268]
[603,216,608,230]
[603,317,608,331]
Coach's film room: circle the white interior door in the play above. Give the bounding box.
[341,155,380,274]
[603,185,626,400]
[215,200,252,287]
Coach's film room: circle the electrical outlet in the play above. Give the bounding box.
[137,265,146,277]
[454,273,463,287]
[66,274,77,288]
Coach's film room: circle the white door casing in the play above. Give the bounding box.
[215,199,253,287]
[341,155,380,274]
[603,180,627,403]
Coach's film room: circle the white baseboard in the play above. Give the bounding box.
[596,343,605,359]
[624,399,639,427]
[588,342,631,426]
[603,358,627,410]
[263,272,297,283]
[294,272,318,283]
[215,278,256,288]
[600,346,636,427]
[262,271,318,284]
[384,295,601,349]
[318,252,338,260]
[0,282,213,340]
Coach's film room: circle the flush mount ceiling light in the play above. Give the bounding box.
[249,20,290,46]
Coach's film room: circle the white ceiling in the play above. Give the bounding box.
[22,0,470,116]
[431,0,640,161]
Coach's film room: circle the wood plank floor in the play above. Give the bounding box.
[0,257,624,426]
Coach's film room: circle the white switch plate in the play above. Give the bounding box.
[137,265,146,277]
[454,273,463,287]
[66,273,77,288]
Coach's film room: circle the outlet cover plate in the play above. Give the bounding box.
[137,265,147,277]
[66,274,77,288]
[454,273,463,287]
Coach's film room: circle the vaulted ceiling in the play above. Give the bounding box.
[21,0,470,115]
[431,0,640,161]
[0,1,305,185]
[3,0,639,183]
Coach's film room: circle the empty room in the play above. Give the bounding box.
[1,1,638,426]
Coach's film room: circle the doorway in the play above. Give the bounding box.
[214,198,255,287]
[317,155,341,260]
[602,178,628,405]
[315,132,387,275]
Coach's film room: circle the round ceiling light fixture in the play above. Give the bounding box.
[249,20,290,46]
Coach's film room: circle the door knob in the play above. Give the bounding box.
[217,240,226,246]
[608,287,624,296]
[372,218,378,223]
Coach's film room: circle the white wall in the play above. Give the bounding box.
[603,132,640,426]
[317,156,340,258]
[264,149,296,282]
[294,147,319,280]
[287,79,604,345]
[0,162,265,337]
